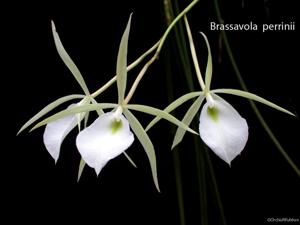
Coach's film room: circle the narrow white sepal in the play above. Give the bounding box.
[76,112,134,175]
[43,104,78,163]
[199,94,248,165]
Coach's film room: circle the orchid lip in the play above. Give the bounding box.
[76,112,134,175]
[199,94,249,165]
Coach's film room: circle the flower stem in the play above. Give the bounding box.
[92,0,200,104]
[123,0,200,104]
[163,1,187,224]
[91,41,159,99]
[204,146,227,225]
[156,0,200,57]
[123,55,156,105]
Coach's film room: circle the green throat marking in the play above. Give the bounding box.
[207,107,218,122]
[110,119,123,134]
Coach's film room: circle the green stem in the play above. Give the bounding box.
[124,0,200,104]
[173,0,195,91]
[163,1,186,224]
[123,55,156,104]
[194,139,208,225]
[213,0,300,177]
[156,0,200,57]
[91,41,159,98]
[172,151,186,225]
[204,146,227,225]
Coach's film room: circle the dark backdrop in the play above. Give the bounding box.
[6,0,299,224]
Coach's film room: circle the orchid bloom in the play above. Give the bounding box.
[185,17,294,165]
[76,107,134,174]
[42,21,94,163]
[73,15,195,179]
[41,18,134,173]
[146,16,294,165]
[19,15,198,191]
[185,19,249,164]
[73,14,135,175]
[199,93,248,164]
[43,101,89,163]
[17,20,93,164]
[43,104,79,162]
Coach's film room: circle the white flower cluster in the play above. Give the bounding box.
[18,10,294,190]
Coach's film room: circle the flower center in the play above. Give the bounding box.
[207,107,218,122]
[205,93,215,108]
[110,119,123,134]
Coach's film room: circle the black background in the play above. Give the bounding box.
[6,0,300,224]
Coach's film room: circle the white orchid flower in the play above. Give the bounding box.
[199,93,248,164]
[76,107,134,174]
[42,21,95,163]
[72,14,135,176]
[17,21,98,165]
[146,16,294,165]
[27,15,197,191]
[43,100,90,163]
[72,15,196,183]
[181,18,293,164]
[197,31,248,164]
[43,104,78,162]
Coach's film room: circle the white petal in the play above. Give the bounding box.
[43,105,78,162]
[199,94,248,165]
[76,112,134,175]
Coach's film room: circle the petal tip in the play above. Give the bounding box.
[226,160,232,167]
[95,167,102,176]
[51,20,56,31]
[171,141,179,150]
[16,128,23,136]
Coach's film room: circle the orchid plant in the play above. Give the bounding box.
[18,13,199,191]
[18,0,295,194]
